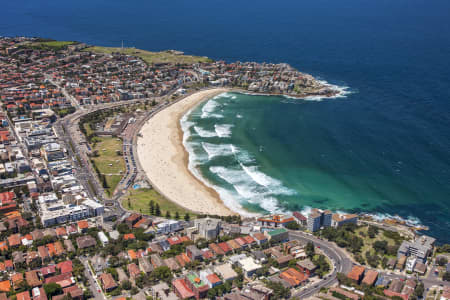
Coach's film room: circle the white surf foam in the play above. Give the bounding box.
[201,142,234,159]
[201,99,223,119]
[214,124,234,138]
[209,162,296,214]
[240,164,280,187]
[236,114,243,119]
[194,126,217,138]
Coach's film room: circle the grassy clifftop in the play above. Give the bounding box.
[29,40,77,51]
[83,46,213,65]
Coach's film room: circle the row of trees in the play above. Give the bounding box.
[147,200,190,221]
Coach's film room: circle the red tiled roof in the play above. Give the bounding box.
[8,234,21,247]
[202,250,214,260]
[4,260,12,269]
[180,236,191,243]
[128,249,137,260]
[293,211,307,221]
[167,236,182,246]
[40,265,56,276]
[57,260,73,274]
[252,232,267,241]
[384,290,408,300]
[44,272,72,284]
[362,270,378,286]
[206,273,222,285]
[0,281,10,292]
[243,235,256,244]
[218,242,232,253]
[123,233,135,240]
[99,273,117,290]
[172,279,194,299]
[348,265,365,281]
[77,220,89,229]
[46,243,56,257]
[55,227,67,236]
[16,291,31,300]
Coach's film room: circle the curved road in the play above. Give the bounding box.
[288,231,353,298]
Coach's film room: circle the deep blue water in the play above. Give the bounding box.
[1,0,449,242]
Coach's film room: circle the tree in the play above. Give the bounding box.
[313,254,331,277]
[368,226,379,238]
[44,283,63,297]
[165,211,171,218]
[264,280,290,299]
[131,286,139,295]
[121,280,132,290]
[150,266,172,283]
[207,288,217,299]
[414,282,424,298]
[102,175,108,188]
[306,242,315,258]
[437,256,448,266]
[436,244,450,253]
[443,271,450,281]
[155,204,161,216]
[117,223,130,234]
[285,222,300,230]
[149,200,154,215]
[184,213,190,221]
[175,211,180,220]
[373,240,388,254]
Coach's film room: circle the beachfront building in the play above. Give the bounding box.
[307,209,332,232]
[293,211,307,226]
[39,197,104,227]
[397,235,435,263]
[257,214,295,228]
[193,218,221,240]
[331,213,358,228]
[156,220,182,234]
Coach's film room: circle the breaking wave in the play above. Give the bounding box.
[201,99,223,118]
[214,124,234,138]
[194,126,216,138]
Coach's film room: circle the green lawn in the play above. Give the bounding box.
[123,188,196,219]
[30,41,77,50]
[355,226,400,265]
[83,46,213,65]
[90,137,125,196]
[83,122,94,137]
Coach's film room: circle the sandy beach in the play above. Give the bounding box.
[137,88,233,216]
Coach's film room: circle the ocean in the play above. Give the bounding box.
[1,0,449,242]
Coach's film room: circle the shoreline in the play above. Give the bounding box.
[137,88,234,216]
[136,85,351,217]
[137,88,429,233]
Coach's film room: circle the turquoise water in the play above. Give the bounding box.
[182,92,450,242]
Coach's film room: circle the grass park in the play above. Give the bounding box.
[29,40,77,51]
[122,188,196,220]
[90,136,125,196]
[83,46,213,65]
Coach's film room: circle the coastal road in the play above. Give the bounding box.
[289,230,449,298]
[289,231,353,298]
